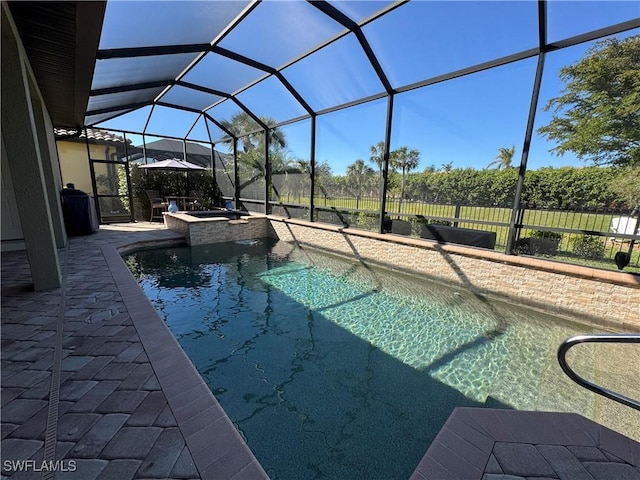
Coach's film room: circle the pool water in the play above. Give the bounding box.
[125,238,624,479]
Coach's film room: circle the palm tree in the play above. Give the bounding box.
[220,111,286,153]
[390,146,420,211]
[346,159,374,209]
[221,112,287,197]
[369,141,386,189]
[488,145,516,170]
[441,161,453,172]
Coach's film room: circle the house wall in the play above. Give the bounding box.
[268,217,640,331]
[58,140,120,194]
[58,141,93,193]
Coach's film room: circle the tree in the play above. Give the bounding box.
[220,111,286,153]
[487,145,516,170]
[610,165,640,213]
[369,141,385,170]
[346,159,374,208]
[220,112,288,197]
[441,161,453,172]
[311,160,333,202]
[538,35,640,167]
[390,146,420,210]
[369,141,386,187]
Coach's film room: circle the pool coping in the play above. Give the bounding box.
[104,240,269,480]
[163,211,258,224]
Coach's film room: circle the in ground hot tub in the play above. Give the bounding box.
[163,210,273,246]
[187,209,248,220]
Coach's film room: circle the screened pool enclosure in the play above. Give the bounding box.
[78,0,639,270]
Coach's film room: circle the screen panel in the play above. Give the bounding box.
[547,1,639,43]
[219,0,345,68]
[363,1,538,89]
[283,33,385,111]
[99,1,251,49]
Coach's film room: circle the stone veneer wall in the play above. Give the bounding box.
[268,216,640,331]
[164,212,273,246]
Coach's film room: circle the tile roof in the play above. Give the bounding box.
[54,127,126,143]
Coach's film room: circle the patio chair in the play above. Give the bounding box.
[186,191,202,211]
[609,216,640,242]
[146,190,168,221]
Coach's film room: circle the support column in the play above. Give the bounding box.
[30,95,66,248]
[264,128,270,215]
[233,139,240,209]
[1,7,61,290]
[309,115,316,222]
[378,94,394,233]
[506,53,546,255]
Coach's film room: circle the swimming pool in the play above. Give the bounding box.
[125,238,636,479]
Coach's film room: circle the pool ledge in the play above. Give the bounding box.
[102,243,269,479]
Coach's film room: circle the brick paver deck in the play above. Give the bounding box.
[411,408,640,480]
[1,223,267,480]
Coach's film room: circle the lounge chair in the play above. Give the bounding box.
[146,190,168,221]
[609,216,640,242]
[390,219,412,236]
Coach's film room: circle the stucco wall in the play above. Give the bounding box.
[57,141,95,194]
[268,217,640,331]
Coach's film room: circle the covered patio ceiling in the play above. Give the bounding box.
[83,0,640,144]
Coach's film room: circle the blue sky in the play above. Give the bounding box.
[94,1,639,175]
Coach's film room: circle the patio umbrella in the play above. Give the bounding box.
[137,158,206,171]
[138,158,206,198]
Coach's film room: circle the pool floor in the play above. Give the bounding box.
[126,238,639,479]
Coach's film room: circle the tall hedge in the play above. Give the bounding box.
[399,166,624,208]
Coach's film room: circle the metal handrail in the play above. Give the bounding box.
[557,334,640,411]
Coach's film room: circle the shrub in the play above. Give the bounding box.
[571,235,605,260]
[531,230,563,241]
[405,217,452,236]
[355,212,379,231]
[514,230,563,257]
[514,237,558,257]
[129,164,222,220]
